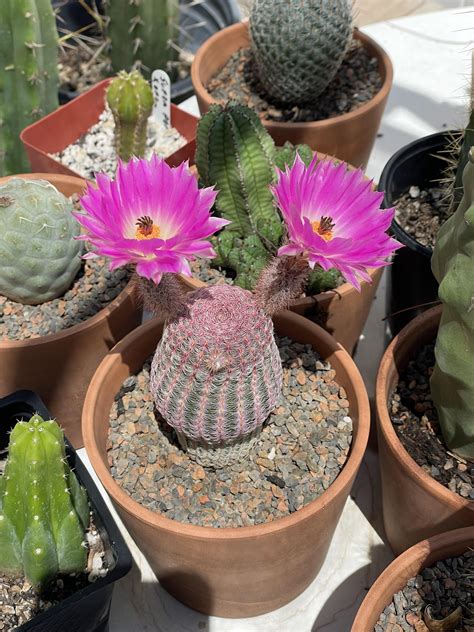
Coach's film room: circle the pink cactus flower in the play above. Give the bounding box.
[74,156,228,283]
[273,155,402,290]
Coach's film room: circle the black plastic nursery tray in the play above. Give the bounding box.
[0,390,133,632]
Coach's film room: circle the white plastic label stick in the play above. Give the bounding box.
[151,69,171,128]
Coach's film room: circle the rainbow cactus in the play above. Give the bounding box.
[106,70,154,163]
[431,148,474,461]
[0,415,89,589]
[74,156,400,467]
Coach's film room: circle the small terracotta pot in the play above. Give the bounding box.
[191,22,393,169]
[20,79,199,179]
[0,173,141,448]
[352,526,474,631]
[83,310,370,617]
[376,306,474,555]
[180,267,383,355]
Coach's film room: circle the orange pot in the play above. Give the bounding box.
[376,306,474,555]
[83,310,370,617]
[191,22,393,169]
[352,527,474,631]
[0,173,141,448]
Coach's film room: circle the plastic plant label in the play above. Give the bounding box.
[151,69,171,128]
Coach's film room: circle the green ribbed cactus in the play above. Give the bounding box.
[0,178,82,305]
[431,147,474,461]
[452,53,474,208]
[249,0,353,105]
[105,0,180,77]
[0,0,59,176]
[0,415,89,589]
[106,70,154,163]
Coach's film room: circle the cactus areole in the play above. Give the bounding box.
[74,155,400,467]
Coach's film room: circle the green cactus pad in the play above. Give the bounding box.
[274,142,314,171]
[0,178,82,305]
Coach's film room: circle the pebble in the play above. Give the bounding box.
[107,336,353,528]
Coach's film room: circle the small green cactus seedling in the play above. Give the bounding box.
[106,70,154,163]
[0,178,82,305]
[0,415,89,589]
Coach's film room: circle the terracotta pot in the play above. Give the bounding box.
[180,267,383,355]
[191,22,393,169]
[376,305,474,555]
[352,526,474,631]
[0,173,141,449]
[83,310,370,617]
[20,79,199,179]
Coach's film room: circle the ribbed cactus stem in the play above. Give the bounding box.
[0,415,89,589]
[0,0,59,175]
[431,147,474,461]
[105,0,180,77]
[106,70,154,163]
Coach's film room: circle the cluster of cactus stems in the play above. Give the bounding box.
[0,0,59,175]
[431,148,474,462]
[195,103,340,293]
[105,0,180,77]
[0,415,89,589]
[106,70,154,163]
[0,178,82,305]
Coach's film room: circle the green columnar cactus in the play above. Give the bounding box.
[0,178,82,305]
[249,0,353,105]
[431,147,474,461]
[0,415,89,589]
[106,70,154,163]
[105,0,180,77]
[195,103,282,289]
[0,0,59,176]
[452,54,474,207]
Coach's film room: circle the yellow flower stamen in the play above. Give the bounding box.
[135,215,161,240]
[311,216,335,242]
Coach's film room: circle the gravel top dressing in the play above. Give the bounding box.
[206,37,382,123]
[0,258,131,341]
[390,343,473,500]
[107,336,353,528]
[375,550,474,632]
[52,107,187,181]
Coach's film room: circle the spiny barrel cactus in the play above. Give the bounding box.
[150,284,283,467]
[0,178,82,305]
[431,147,474,461]
[452,52,474,207]
[249,0,353,105]
[105,0,180,77]
[0,0,59,176]
[106,70,154,163]
[0,415,89,589]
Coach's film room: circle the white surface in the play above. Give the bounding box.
[80,9,473,631]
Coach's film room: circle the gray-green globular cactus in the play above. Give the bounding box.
[0,415,89,589]
[0,0,59,176]
[430,147,474,461]
[105,0,180,77]
[106,70,154,163]
[249,0,353,105]
[0,178,82,305]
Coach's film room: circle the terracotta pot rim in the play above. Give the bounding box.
[0,172,136,349]
[352,526,474,630]
[375,304,474,511]
[83,309,370,539]
[191,22,394,130]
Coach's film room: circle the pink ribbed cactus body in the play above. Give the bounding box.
[150,284,282,449]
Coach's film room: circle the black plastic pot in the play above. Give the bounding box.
[0,390,133,632]
[379,131,452,336]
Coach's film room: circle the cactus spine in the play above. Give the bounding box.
[0,0,59,176]
[249,0,353,105]
[0,415,89,589]
[105,0,180,77]
[431,147,474,461]
[106,70,154,163]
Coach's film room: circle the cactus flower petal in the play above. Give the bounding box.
[74,156,229,284]
[273,155,402,290]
